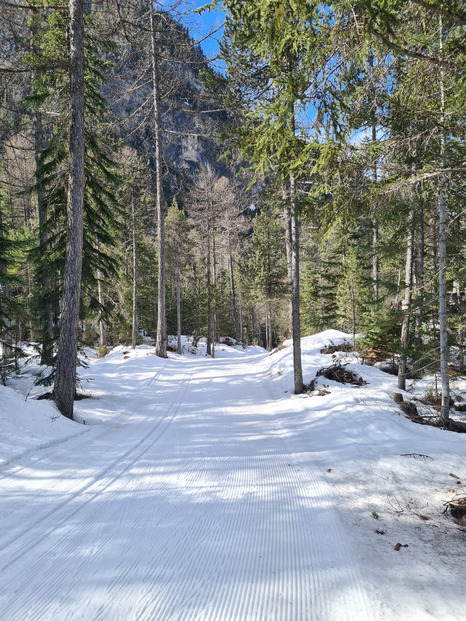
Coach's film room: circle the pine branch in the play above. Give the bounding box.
[369,25,457,69]
[409,0,466,26]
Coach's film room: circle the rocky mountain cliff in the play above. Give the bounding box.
[104,11,234,199]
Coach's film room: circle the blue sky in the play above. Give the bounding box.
[182,1,226,68]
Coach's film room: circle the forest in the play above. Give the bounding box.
[0,0,465,421]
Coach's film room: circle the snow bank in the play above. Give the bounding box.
[1,331,466,619]
[0,384,87,467]
[283,328,354,352]
[263,331,466,620]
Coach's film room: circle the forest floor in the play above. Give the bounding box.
[1,330,466,620]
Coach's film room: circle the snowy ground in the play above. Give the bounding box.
[1,331,465,620]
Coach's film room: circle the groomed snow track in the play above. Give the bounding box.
[0,354,380,620]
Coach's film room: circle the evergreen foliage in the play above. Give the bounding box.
[26,5,121,378]
[0,0,464,416]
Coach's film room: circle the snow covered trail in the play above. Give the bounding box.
[0,352,381,620]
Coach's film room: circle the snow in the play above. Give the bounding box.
[0,384,87,467]
[1,332,465,620]
[283,328,354,352]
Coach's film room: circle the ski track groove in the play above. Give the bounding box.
[0,361,173,553]
[0,356,382,621]
[0,359,170,485]
[271,400,377,621]
[0,366,193,611]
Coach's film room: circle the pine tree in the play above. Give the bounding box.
[52,0,86,418]
[22,2,121,416]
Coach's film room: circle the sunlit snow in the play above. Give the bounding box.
[1,332,465,620]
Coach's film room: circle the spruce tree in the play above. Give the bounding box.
[24,2,121,416]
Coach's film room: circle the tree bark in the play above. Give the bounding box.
[53,0,85,419]
[438,16,450,421]
[237,277,244,344]
[206,208,212,356]
[228,238,239,341]
[194,264,201,336]
[175,253,182,355]
[0,207,12,382]
[283,185,293,313]
[398,210,415,391]
[288,171,303,394]
[150,7,167,359]
[438,180,449,419]
[283,170,303,392]
[414,209,425,347]
[212,225,217,358]
[371,120,379,305]
[97,268,106,355]
[350,276,356,349]
[0,283,12,385]
[131,194,138,349]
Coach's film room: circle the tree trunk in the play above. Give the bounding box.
[438,158,449,420]
[228,240,239,341]
[212,226,217,358]
[175,253,182,355]
[194,265,201,336]
[0,208,12,381]
[150,8,167,359]
[131,195,138,349]
[206,213,212,356]
[264,306,269,351]
[237,277,244,344]
[438,16,450,421]
[398,210,415,391]
[350,277,357,349]
[371,121,379,305]
[287,171,303,394]
[414,210,425,347]
[53,0,85,419]
[1,311,13,382]
[283,184,293,317]
[396,268,402,308]
[97,274,106,354]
